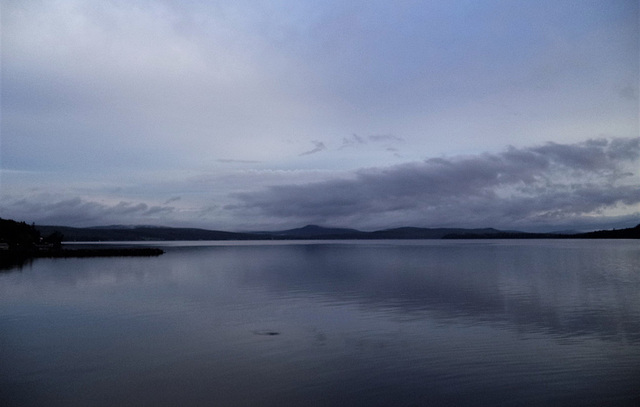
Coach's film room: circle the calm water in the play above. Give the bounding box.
[1,240,639,406]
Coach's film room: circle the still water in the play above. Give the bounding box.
[1,240,639,406]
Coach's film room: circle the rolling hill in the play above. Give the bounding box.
[31,223,640,241]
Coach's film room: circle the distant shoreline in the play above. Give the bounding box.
[34,223,640,241]
[2,218,638,263]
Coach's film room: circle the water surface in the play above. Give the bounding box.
[1,240,639,406]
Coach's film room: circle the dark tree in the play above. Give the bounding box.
[43,231,64,249]
[0,218,41,251]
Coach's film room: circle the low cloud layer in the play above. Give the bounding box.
[231,138,640,230]
[2,137,638,231]
[1,196,176,227]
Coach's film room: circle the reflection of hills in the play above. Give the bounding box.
[237,244,640,342]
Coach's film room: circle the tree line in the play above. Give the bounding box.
[0,218,63,251]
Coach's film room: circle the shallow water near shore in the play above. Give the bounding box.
[1,240,639,406]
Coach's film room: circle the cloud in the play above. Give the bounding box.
[231,138,640,230]
[163,196,182,205]
[5,0,636,175]
[0,196,175,227]
[340,134,404,150]
[299,140,327,156]
[619,85,639,101]
[2,138,638,231]
[217,159,262,164]
[368,134,404,143]
[340,134,366,149]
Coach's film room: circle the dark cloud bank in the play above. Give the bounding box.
[3,197,176,228]
[231,138,640,231]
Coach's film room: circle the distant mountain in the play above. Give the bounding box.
[33,222,640,242]
[442,231,558,239]
[35,225,265,242]
[37,224,515,241]
[442,224,640,239]
[370,227,507,239]
[255,225,518,240]
[263,224,366,238]
[90,225,165,230]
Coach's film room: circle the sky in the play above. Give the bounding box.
[1,0,639,232]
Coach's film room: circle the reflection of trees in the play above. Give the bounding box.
[0,254,33,272]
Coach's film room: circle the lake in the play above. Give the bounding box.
[1,240,639,406]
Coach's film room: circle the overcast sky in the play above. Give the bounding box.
[1,0,639,232]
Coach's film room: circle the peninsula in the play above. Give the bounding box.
[0,218,163,269]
